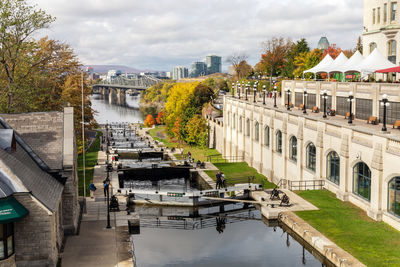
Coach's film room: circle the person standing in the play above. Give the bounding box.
[221,172,226,188]
[216,172,222,189]
[89,180,96,199]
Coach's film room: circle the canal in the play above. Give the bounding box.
[92,94,329,267]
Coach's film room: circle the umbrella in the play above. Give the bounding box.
[376,66,400,73]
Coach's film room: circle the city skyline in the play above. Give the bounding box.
[31,0,363,71]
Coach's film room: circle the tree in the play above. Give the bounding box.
[259,37,292,77]
[0,0,55,112]
[293,49,323,78]
[235,61,253,80]
[226,52,249,78]
[185,115,208,147]
[156,110,165,125]
[144,114,155,128]
[355,36,363,54]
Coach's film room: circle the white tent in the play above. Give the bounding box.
[321,52,348,74]
[303,54,334,76]
[353,48,396,75]
[338,50,364,73]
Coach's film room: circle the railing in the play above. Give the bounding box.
[288,180,325,191]
[206,154,244,163]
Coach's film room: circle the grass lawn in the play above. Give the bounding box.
[295,190,400,267]
[205,162,275,189]
[78,131,103,197]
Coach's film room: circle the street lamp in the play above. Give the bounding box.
[238,86,241,99]
[322,90,328,118]
[253,84,257,103]
[303,89,308,114]
[262,85,266,105]
[347,91,354,124]
[232,83,235,97]
[285,88,291,110]
[105,174,111,229]
[273,83,277,108]
[236,81,239,98]
[381,94,390,131]
[245,84,249,101]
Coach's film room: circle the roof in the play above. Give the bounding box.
[303,54,334,74]
[0,129,16,153]
[322,52,348,73]
[355,48,396,75]
[317,37,329,50]
[0,112,64,170]
[338,50,364,73]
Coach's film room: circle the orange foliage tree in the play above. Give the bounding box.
[156,110,165,125]
[144,114,155,127]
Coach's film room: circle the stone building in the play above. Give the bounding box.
[0,107,79,266]
[209,81,400,232]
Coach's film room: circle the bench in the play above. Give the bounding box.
[345,112,354,120]
[312,106,319,113]
[367,116,378,125]
[393,120,400,129]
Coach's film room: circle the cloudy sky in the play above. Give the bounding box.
[30,0,363,71]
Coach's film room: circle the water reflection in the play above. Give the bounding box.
[90,93,144,124]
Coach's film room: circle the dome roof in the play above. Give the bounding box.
[317,37,330,50]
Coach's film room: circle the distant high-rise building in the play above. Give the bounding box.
[190,61,207,77]
[317,37,330,51]
[172,66,189,80]
[206,55,222,74]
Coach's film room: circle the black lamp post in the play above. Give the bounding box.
[322,90,328,118]
[262,85,266,105]
[381,94,389,131]
[273,84,277,108]
[303,89,307,114]
[232,83,235,97]
[286,88,291,110]
[236,81,239,98]
[105,173,111,229]
[253,84,257,103]
[238,86,241,99]
[347,91,354,124]
[245,85,249,101]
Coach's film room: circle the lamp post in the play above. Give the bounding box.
[232,83,235,97]
[245,84,249,101]
[81,72,86,198]
[238,86,241,99]
[322,90,328,118]
[303,89,307,114]
[286,88,291,110]
[105,173,111,229]
[236,81,240,98]
[381,94,389,131]
[347,91,354,124]
[263,85,266,105]
[273,83,277,108]
[253,84,257,103]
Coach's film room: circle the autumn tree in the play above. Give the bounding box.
[293,49,323,78]
[235,61,253,80]
[185,115,208,147]
[226,52,249,79]
[355,36,363,54]
[259,37,292,77]
[144,114,156,128]
[156,110,165,125]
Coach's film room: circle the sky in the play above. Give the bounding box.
[30,0,363,72]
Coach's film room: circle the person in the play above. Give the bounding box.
[89,180,96,199]
[221,172,226,188]
[327,106,333,116]
[216,172,222,189]
[103,179,108,198]
[187,151,192,162]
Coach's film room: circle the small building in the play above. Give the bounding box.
[0,107,79,266]
[317,37,330,50]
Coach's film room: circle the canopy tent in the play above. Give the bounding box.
[353,48,396,75]
[338,50,364,73]
[376,66,400,73]
[321,52,348,74]
[303,54,334,76]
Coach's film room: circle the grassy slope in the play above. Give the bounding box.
[295,190,400,267]
[78,131,103,196]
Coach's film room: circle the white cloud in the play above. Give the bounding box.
[29,0,363,71]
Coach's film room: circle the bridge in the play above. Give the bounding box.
[92,75,162,105]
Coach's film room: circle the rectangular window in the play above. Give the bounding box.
[392,2,397,21]
[355,98,373,120]
[306,93,316,109]
[373,8,376,24]
[336,96,348,116]
[385,3,388,22]
[379,101,400,124]
[378,7,381,23]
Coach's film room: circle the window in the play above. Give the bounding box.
[392,2,397,21]
[254,122,259,142]
[353,162,371,201]
[336,96,348,116]
[264,126,270,147]
[233,114,236,129]
[378,7,381,23]
[289,136,297,162]
[388,177,400,217]
[306,143,316,172]
[355,98,373,120]
[306,94,316,109]
[373,8,376,24]
[239,116,242,133]
[379,101,400,124]
[384,3,388,22]
[327,151,340,185]
[246,118,250,137]
[369,42,377,53]
[0,223,14,260]
[276,130,282,154]
[388,40,397,64]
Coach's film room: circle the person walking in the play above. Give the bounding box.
[103,179,108,198]
[216,172,222,189]
[187,151,192,162]
[89,180,96,199]
[221,172,226,188]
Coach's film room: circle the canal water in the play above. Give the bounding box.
[93,94,328,267]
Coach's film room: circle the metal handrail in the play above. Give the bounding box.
[206,154,244,163]
[288,180,325,191]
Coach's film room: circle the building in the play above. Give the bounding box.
[107,70,122,82]
[317,37,330,50]
[172,66,189,80]
[363,0,399,64]
[206,55,222,74]
[0,108,80,266]
[190,61,207,77]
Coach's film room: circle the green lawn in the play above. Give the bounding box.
[205,162,275,189]
[295,190,400,267]
[78,131,103,197]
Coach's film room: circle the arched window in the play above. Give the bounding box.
[388,40,397,56]
[388,177,400,217]
[233,114,236,129]
[239,116,242,133]
[289,136,297,161]
[306,143,316,172]
[264,126,270,147]
[254,122,259,142]
[369,42,377,53]
[246,118,250,137]
[353,162,371,201]
[326,151,340,185]
[276,130,282,153]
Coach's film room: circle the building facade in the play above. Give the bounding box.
[208,81,400,232]
[363,0,400,64]
[317,37,330,50]
[172,66,189,80]
[206,55,222,74]
[190,61,207,77]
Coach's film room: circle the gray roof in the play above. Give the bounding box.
[0,149,63,212]
[0,129,15,153]
[0,112,64,170]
